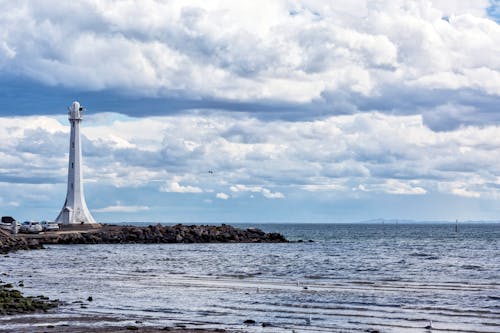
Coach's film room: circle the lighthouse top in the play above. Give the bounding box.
[68,101,83,120]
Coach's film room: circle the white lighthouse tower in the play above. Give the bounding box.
[55,101,97,225]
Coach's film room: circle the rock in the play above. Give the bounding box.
[125,325,139,330]
[0,229,37,253]
[0,283,58,315]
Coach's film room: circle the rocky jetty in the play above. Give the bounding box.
[0,229,42,254]
[22,224,287,247]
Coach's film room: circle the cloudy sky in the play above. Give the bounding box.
[1,0,499,223]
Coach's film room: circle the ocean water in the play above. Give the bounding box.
[1,223,499,332]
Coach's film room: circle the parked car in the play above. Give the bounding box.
[0,216,16,231]
[0,222,12,231]
[40,220,59,231]
[19,221,43,234]
[1,216,16,224]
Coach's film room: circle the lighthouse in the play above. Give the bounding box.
[55,101,97,225]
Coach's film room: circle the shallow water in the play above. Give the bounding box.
[1,223,499,332]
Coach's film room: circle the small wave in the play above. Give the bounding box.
[355,268,379,272]
[461,265,483,270]
[221,272,263,279]
[380,277,403,282]
[353,281,376,285]
[408,252,439,260]
[424,256,439,260]
[304,275,327,279]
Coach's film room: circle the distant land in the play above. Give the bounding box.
[358,219,500,224]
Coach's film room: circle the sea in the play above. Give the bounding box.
[1,223,499,332]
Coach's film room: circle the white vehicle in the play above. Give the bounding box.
[40,220,59,231]
[0,222,12,231]
[19,221,43,234]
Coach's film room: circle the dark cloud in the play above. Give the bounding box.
[0,76,306,118]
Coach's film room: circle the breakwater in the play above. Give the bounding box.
[0,229,42,254]
[2,224,287,253]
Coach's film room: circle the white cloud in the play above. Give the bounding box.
[6,111,500,202]
[94,204,150,213]
[302,184,346,192]
[0,196,20,207]
[358,180,427,195]
[215,192,229,200]
[438,180,484,198]
[230,184,285,199]
[451,188,481,198]
[261,188,285,199]
[431,0,491,17]
[161,180,203,193]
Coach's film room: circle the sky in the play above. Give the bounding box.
[0,0,499,223]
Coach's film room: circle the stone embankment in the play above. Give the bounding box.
[2,224,286,251]
[0,229,42,254]
[37,224,287,245]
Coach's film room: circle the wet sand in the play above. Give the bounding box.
[0,283,233,333]
[0,313,232,333]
